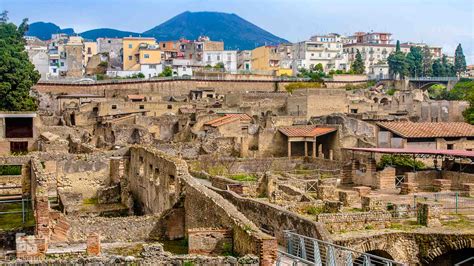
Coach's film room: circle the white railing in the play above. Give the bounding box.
[407,77,459,82]
[280,230,405,266]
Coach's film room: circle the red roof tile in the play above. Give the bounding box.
[377,122,474,138]
[279,125,337,138]
[204,114,252,128]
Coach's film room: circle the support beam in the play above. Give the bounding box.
[288,141,292,159]
[304,142,308,157]
[312,140,316,158]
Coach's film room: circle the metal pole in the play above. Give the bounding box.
[455,192,458,214]
[21,197,25,223]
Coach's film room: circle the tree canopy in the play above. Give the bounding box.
[454,43,467,75]
[0,13,39,111]
[387,40,408,79]
[350,49,365,74]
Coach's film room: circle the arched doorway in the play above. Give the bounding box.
[428,248,474,266]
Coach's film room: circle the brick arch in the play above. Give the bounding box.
[353,238,400,261]
[422,238,474,264]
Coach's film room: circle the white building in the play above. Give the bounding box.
[292,34,348,73]
[171,59,193,77]
[141,64,163,78]
[343,43,411,78]
[202,50,238,73]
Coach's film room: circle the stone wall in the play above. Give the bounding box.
[335,232,474,264]
[316,211,392,233]
[210,187,331,243]
[68,215,159,243]
[127,146,277,264]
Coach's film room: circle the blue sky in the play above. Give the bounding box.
[2,0,473,63]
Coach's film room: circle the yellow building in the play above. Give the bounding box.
[123,37,158,71]
[251,45,291,76]
[139,48,161,65]
[84,42,97,66]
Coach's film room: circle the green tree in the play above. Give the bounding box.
[432,58,445,77]
[214,62,225,70]
[421,45,433,77]
[0,14,39,111]
[350,49,365,74]
[387,40,408,79]
[0,10,8,23]
[159,66,173,77]
[454,43,467,75]
[297,64,327,82]
[406,46,423,77]
[463,91,474,124]
[442,55,455,77]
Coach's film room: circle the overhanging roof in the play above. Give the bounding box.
[279,125,337,138]
[344,147,474,159]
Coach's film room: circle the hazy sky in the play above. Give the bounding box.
[2,0,473,63]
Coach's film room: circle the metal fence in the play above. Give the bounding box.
[0,197,32,224]
[279,230,404,266]
[413,192,474,214]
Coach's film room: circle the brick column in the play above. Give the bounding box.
[86,233,101,256]
[35,196,50,241]
[417,202,442,227]
[341,162,353,184]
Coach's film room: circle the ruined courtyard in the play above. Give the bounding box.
[0,77,473,265]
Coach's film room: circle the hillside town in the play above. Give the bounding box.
[25,31,474,81]
[1,6,474,266]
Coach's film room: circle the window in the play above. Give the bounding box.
[112,105,117,110]
[128,56,132,61]
[208,55,211,61]
[217,55,220,61]
[447,144,454,150]
[108,40,111,44]
[53,68,57,73]
[87,47,92,54]
[5,118,33,138]
[60,62,64,67]
[139,105,144,110]
[10,142,28,153]
[162,43,166,48]
[128,44,132,48]
[350,109,358,114]
[167,105,172,109]
[144,54,150,59]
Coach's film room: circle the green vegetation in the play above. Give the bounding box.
[454,44,467,75]
[0,11,39,111]
[159,66,173,77]
[427,84,448,100]
[183,261,194,266]
[350,49,365,74]
[0,202,35,231]
[83,197,98,205]
[377,154,425,170]
[386,88,397,96]
[214,62,225,70]
[297,64,327,82]
[303,205,323,215]
[343,82,373,91]
[221,242,235,256]
[365,224,374,230]
[284,82,323,93]
[388,221,422,231]
[441,214,472,229]
[107,243,144,257]
[387,40,461,78]
[161,239,188,254]
[0,165,22,175]
[228,173,257,182]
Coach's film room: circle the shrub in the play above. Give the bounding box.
[377,155,425,170]
[285,82,323,93]
[0,165,22,175]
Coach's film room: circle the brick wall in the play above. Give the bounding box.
[188,228,233,256]
[317,211,392,233]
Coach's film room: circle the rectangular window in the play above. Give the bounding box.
[5,118,33,138]
[112,105,117,110]
[10,142,28,153]
[60,62,64,66]
[144,54,150,59]
[139,105,144,110]
[128,44,133,48]
[128,56,132,60]
[447,144,454,150]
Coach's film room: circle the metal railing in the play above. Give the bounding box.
[413,192,474,214]
[280,230,404,266]
[407,77,459,82]
[0,197,32,224]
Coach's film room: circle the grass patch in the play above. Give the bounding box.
[107,243,144,257]
[228,174,257,182]
[348,207,363,212]
[441,215,472,229]
[0,165,22,175]
[161,239,188,254]
[83,197,98,205]
[365,224,375,230]
[0,202,35,231]
[303,206,324,215]
[285,82,324,93]
[388,220,423,231]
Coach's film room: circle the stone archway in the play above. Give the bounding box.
[366,249,394,260]
[422,239,474,265]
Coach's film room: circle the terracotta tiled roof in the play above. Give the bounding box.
[279,125,337,138]
[377,122,474,138]
[204,114,252,128]
[127,95,145,100]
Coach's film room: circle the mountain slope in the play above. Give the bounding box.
[26,22,75,40]
[143,11,288,50]
[80,28,141,40]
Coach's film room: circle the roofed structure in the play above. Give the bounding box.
[204,114,252,128]
[377,122,474,138]
[279,125,337,138]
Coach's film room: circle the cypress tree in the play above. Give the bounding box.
[350,49,365,74]
[454,43,467,75]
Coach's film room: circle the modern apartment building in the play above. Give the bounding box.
[353,32,392,45]
[292,34,348,73]
[97,38,123,70]
[122,37,159,71]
